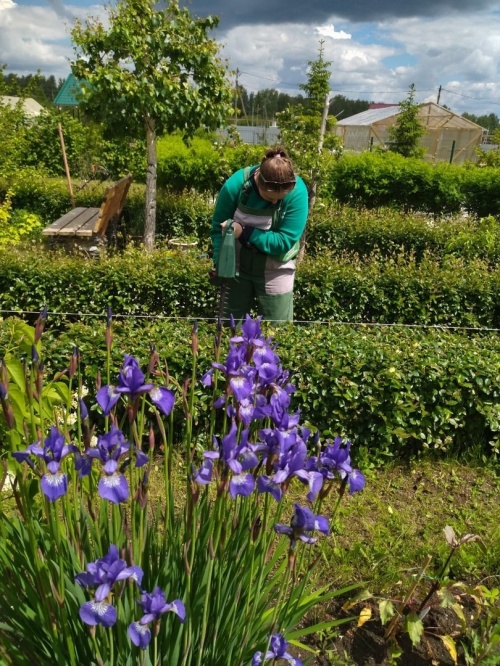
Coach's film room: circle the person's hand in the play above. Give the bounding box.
[221,220,244,239]
[208,268,220,286]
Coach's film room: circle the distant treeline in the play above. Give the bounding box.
[234,87,372,123]
[2,67,499,131]
[0,69,65,107]
[233,85,500,131]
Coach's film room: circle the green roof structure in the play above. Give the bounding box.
[54,73,84,107]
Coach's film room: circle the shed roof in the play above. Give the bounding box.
[337,102,483,130]
[54,73,84,106]
[337,106,400,126]
[0,96,44,116]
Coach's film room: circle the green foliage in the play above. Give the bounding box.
[156,134,265,193]
[461,111,500,132]
[71,0,233,246]
[156,134,225,193]
[460,166,500,218]
[0,192,42,247]
[71,0,232,140]
[2,316,500,460]
[277,40,340,214]
[0,100,145,182]
[296,251,500,328]
[299,40,332,117]
[4,244,500,329]
[387,84,426,159]
[0,316,358,664]
[0,175,213,240]
[0,66,63,106]
[474,145,500,168]
[306,205,500,265]
[24,111,97,176]
[0,98,32,179]
[326,152,466,214]
[5,133,500,219]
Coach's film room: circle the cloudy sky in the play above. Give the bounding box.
[1,0,499,116]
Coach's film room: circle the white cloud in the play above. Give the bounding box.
[315,24,352,40]
[0,2,106,79]
[372,13,500,112]
[2,1,499,116]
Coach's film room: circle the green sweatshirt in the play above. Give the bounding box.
[211,166,309,265]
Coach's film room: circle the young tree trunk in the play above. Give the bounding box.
[296,93,330,263]
[143,115,157,251]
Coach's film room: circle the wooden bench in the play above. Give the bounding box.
[42,174,133,251]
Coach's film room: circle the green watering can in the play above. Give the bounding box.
[216,219,238,280]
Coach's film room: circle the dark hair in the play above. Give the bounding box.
[259,146,295,183]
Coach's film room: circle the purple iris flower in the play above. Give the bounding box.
[148,385,175,416]
[79,398,89,420]
[231,314,266,349]
[85,425,147,503]
[268,387,301,430]
[116,354,154,397]
[79,598,117,628]
[229,472,255,498]
[76,544,143,627]
[272,440,308,485]
[228,368,255,402]
[193,447,220,485]
[12,426,77,502]
[201,368,214,387]
[256,361,280,386]
[96,384,121,416]
[221,425,258,475]
[128,587,185,649]
[237,398,256,427]
[251,343,279,368]
[274,504,329,546]
[212,344,246,376]
[97,355,175,417]
[252,633,303,666]
[320,436,366,494]
[257,475,283,502]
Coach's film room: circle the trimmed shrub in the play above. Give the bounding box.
[1,247,500,329]
[2,316,498,459]
[325,152,465,214]
[306,206,500,265]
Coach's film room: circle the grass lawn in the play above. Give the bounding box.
[136,452,499,665]
[290,458,500,664]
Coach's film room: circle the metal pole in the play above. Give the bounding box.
[57,122,75,208]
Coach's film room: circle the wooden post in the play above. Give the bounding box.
[449,139,456,164]
[58,122,75,208]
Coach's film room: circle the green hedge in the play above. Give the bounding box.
[5,172,500,265]
[323,152,500,217]
[2,317,499,459]
[156,135,263,194]
[1,247,500,329]
[5,139,500,220]
[306,205,500,264]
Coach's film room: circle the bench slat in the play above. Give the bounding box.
[56,208,101,237]
[42,207,88,236]
[42,174,132,244]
